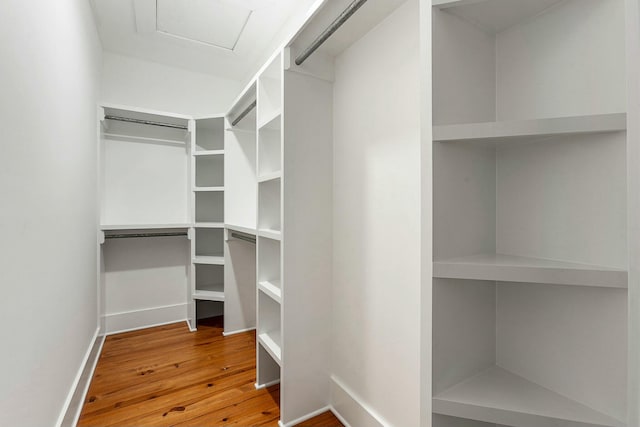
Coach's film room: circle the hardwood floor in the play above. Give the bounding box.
[78,317,342,427]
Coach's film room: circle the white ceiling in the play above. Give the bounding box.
[91,0,318,81]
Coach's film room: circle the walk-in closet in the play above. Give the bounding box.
[2,0,639,426]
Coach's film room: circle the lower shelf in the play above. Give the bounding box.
[193,290,224,302]
[193,256,225,265]
[258,281,281,303]
[433,366,624,427]
[258,332,282,366]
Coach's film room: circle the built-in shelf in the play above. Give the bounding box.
[193,290,224,302]
[433,113,626,144]
[258,229,282,241]
[100,223,191,231]
[225,223,257,236]
[193,150,224,157]
[192,256,224,265]
[258,110,282,130]
[193,186,224,192]
[258,171,282,183]
[258,332,282,366]
[433,253,627,288]
[194,222,224,229]
[433,366,624,427]
[258,281,281,303]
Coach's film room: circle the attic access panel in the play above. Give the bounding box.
[156,0,252,50]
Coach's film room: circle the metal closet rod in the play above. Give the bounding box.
[105,232,188,239]
[105,115,189,130]
[231,100,257,127]
[295,0,369,66]
[230,232,256,244]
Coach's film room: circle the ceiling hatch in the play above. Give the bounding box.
[153,0,252,50]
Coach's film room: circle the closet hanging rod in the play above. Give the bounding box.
[295,0,369,66]
[230,232,256,244]
[104,115,189,130]
[231,100,257,127]
[105,232,188,239]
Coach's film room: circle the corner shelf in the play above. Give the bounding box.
[258,332,282,366]
[258,281,282,303]
[193,290,225,302]
[258,229,282,241]
[433,366,624,427]
[433,113,626,143]
[193,150,224,157]
[433,253,627,288]
[192,256,224,265]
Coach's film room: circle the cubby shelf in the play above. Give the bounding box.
[258,281,281,303]
[258,332,282,366]
[193,150,224,157]
[258,229,282,241]
[258,110,282,130]
[433,113,626,143]
[225,223,257,235]
[193,290,225,302]
[433,253,627,288]
[433,366,624,427]
[194,222,224,229]
[192,256,224,265]
[258,171,281,183]
[193,186,224,192]
[100,223,191,231]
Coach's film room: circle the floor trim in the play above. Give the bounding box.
[330,375,388,427]
[104,303,188,335]
[281,405,332,427]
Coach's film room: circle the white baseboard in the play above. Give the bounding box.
[223,326,256,337]
[56,328,104,427]
[104,303,188,335]
[330,375,389,427]
[280,406,332,427]
[255,379,281,390]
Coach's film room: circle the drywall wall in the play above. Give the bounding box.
[0,0,102,425]
[332,1,422,425]
[102,52,242,117]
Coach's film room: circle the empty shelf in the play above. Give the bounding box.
[433,253,627,288]
[433,366,624,427]
[258,229,282,241]
[192,256,224,265]
[193,290,224,302]
[258,171,282,183]
[193,187,224,192]
[258,332,282,366]
[101,223,191,231]
[193,150,224,157]
[225,223,257,235]
[258,281,282,303]
[194,222,224,229]
[258,110,281,130]
[434,113,626,143]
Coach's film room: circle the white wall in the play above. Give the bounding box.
[102,52,242,117]
[332,1,422,425]
[0,0,102,426]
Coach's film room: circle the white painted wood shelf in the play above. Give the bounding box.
[258,110,282,130]
[194,222,224,229]
[192,256,225,265]
[225,223,257,236]
[258,281,281,303]
[433,366,625,427]
[192,290,225,302]
[258,171,281,183]
[258,331,282,366]
[433,253,627,288]
[193,186,224,192]
[258,229,282,241]
[433,113,626,143]
[193,149,224,157]
[100,223,191,231]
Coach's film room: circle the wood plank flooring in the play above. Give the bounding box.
[78,317,342,427]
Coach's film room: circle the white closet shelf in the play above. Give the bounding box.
[258,171,282,183]
[433,253,627,288]
[100,223,191,231]
[258,110,282,130]
[433,366,624,427]
[193,290,225,302]
[258,332,282,366]
[192,256,225,265]
[194,222,225,229]
[193,150,224,157]
[258,281,282,303]
[225,223,257,235]
[258,229,282,241]
[193,186,225,192]
[433,113,626,143]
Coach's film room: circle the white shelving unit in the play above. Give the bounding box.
[431,1,631,426]
[189,116,226,329]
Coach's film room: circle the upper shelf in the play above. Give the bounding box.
[193,150,224,157]
[433,0,566,35]
[101,223,191,231]
[433,113,626,144]
[433,365,624,427]
[433,253,627,288]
